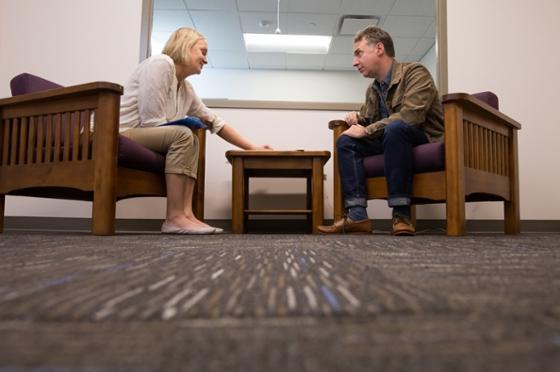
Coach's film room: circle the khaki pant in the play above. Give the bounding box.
[121,125,199,179]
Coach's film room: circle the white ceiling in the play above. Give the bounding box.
[152,0,436,71]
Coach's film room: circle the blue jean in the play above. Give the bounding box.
[336,120,429,213]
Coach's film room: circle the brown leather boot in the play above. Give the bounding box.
[392,215,415,236]
[317,217,372,234]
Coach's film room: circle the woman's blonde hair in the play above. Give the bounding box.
[162,27,205,65]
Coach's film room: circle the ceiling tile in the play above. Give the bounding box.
[204,33,246,52]
[405,54,424,62]
[329,36,353,54]
[339,0,395,16]
[154,0,186,10]
[410,37,434,56]
[236,0,289,12]
[153,10,194,32]
[393,37,419,56]
[381,15,434,37]
[151,31,174,54]
[240,12,338,35]
[247,53,287,69]
[424,20,436,38]
[338,16,380,36]
[287,0,342,14]
[239,12,279,33]
[395,51,408,61]
[207,50,249,69]
[185,0,237,10]
[285,13,338,35]
[190,10,245,50]
[391,0,435,17]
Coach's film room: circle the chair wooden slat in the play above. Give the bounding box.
[63,112,71,161]
[1,120,10,166]
[53,113,61,163]
[36,116,44,164]
[72,111,81,161]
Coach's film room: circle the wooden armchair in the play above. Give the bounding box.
[329,92,521,236]
[0,78,206,235]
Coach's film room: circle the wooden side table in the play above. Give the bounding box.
[225,150,331,233]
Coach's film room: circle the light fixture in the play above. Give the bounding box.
[243,33,331,54]
[243,0,332,54]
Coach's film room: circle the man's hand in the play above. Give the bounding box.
[343,124,367,138]
[344,111,359,126]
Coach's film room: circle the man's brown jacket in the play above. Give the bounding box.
[357,60,444,142]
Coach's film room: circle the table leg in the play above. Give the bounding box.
[311,157,325,233]
[231,158,245,233]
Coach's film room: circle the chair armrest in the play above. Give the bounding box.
[328,119,350,140]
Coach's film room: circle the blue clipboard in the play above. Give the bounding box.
[161,116,207,130]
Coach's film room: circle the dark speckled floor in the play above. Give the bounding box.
[1,232,559,371]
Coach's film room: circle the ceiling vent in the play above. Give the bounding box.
[337,15,380,36]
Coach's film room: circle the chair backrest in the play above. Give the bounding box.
[9,73,87,151]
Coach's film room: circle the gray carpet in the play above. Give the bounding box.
[1,232,560,371]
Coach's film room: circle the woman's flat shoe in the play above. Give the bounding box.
[161,222,215,235]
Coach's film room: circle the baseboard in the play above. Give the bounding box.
[3,216,560,233]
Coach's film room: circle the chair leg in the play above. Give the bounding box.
[446,198,466,236]
[504,200,520,234]
[0,194,5,233]
[92,190,116,236]
[505,130,520,234]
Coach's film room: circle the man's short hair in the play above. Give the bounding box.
[162,27,205,65]
[354,26,395,58]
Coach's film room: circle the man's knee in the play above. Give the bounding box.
[170,126,195,144]
[336,134,356,152]
[384,120,408,136]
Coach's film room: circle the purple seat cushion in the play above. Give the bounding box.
[9,73,165,174]
[118,135,165,173]
[364,142,445,177]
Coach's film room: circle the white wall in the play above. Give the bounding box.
[189,68,368,103]
[3,0,559,222]
[447,0,560,219]
[0,0,143,96]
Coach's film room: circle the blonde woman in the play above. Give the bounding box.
[120,28,271,235]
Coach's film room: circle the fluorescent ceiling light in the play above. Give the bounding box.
[243,33,332,54]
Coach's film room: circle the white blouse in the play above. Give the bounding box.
[119,54,225,134]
